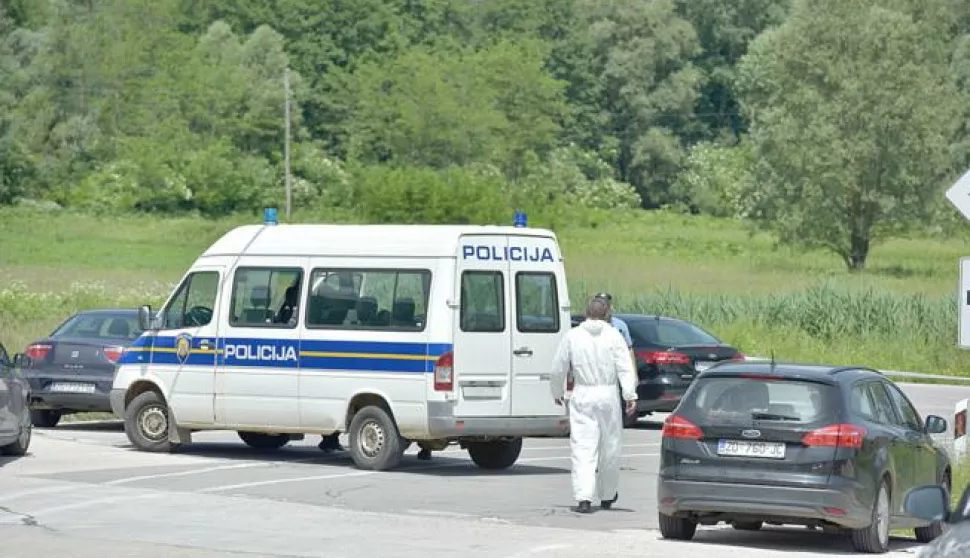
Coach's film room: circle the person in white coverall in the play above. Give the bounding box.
[550,297,638,514]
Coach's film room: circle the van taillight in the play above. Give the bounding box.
[802,424,866,449]
[434,351,454,391]
[662,415,703,440]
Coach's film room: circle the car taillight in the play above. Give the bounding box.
[25,343,51,361]
[662,415,703,440]
[433,351,454,391]
[802,424,866,449]
[103,346,124,363]
[636,350,691,365]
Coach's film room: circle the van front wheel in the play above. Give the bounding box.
[348,405,404,471]
[467,437,522,470]
[124,390,179,453]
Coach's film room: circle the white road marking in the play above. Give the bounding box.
[405,509,475,518]
[0,493,164,523]
[103,462,270,485]
[196,453,658,493]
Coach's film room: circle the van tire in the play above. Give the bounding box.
[124,391,180,453]
[347,405,404,471]
[467,437,523,470]
[238,432,290,450]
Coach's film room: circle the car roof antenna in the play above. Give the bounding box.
[769,350,776,372]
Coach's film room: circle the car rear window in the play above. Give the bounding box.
[682,376,840,425]
[51,314,142,341]
[627,319,720,346]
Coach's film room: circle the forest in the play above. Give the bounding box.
[2,0,970,269]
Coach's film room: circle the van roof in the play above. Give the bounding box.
[200,224,558,259]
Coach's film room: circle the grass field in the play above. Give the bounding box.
[2,206,969,378]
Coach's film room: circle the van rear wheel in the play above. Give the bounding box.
[467,437,522,470]
[347,405,405,471]
[238,431,289,450]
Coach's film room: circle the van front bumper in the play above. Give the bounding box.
[426,402,570,438]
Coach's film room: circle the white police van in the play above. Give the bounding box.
[110,210,571,471]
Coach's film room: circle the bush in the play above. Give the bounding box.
[354,164,509,225]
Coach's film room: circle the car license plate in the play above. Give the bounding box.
[717,439,786,459]
[695,361,716,371]
[50,382,96,394]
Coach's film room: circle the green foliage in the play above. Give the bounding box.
[735,0,964,270]
[353,164,508,225]
[672,140,754,217]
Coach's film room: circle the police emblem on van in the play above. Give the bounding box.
[175,334,193,364]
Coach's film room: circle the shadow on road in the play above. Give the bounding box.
[47,420,125,432]
[110,438,570,477]
[674,526,922,556]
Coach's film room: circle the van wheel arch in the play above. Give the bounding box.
[124,380,166,410]
[344,392,397,430]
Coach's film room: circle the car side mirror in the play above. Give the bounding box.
[925,414,948,435]
[12,353,31,369]
[904,485,951,522]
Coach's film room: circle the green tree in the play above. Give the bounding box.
[735,0,963,270]
[556,0,703,207]
[347,39,568,179]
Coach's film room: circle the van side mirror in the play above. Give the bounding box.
[904,485,950,522]
[925,415,948,435]
[138,305,154,331]
[12,353,31,369]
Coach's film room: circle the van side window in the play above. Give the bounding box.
[305,268,431,331]
[460,271,505,332]
[162,271,220,329]
[515,272,559,333]
[229,267,303,328]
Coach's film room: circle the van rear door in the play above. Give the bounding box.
[508,234,568,417]
[451,235,512,417]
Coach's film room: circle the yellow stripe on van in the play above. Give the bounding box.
[299,351,436,361]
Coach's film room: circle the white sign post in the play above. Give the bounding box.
[947,170,970,348]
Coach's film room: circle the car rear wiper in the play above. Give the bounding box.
[751,412,801,421]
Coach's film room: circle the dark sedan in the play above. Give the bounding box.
[658,361,951,554]
[572,313,745,427]
[24,308,142,427]
[0,342,31,456]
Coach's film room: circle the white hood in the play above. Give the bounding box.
[580,319,607,336]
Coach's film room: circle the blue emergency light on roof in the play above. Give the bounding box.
[263,207,278,226]
[513,210,528,228]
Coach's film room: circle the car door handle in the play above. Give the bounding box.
[198,340,212,350]
[513,347,533,356]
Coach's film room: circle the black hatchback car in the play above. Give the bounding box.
[657,361,951,554]
[24,308,142,427]
[571,313,744,427]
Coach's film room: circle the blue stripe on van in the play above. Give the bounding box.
[119,335,452,374]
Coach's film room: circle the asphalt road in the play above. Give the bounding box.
[2,381,968,558]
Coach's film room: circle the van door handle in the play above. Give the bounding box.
[198,340,212,350]
[513,347,533,356]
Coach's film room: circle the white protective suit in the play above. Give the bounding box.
[550,318,638,503]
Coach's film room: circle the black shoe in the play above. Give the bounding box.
[318,440,345,453]
[601,492,618,510]
[573,501,593,514]
[417,448,432,460]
